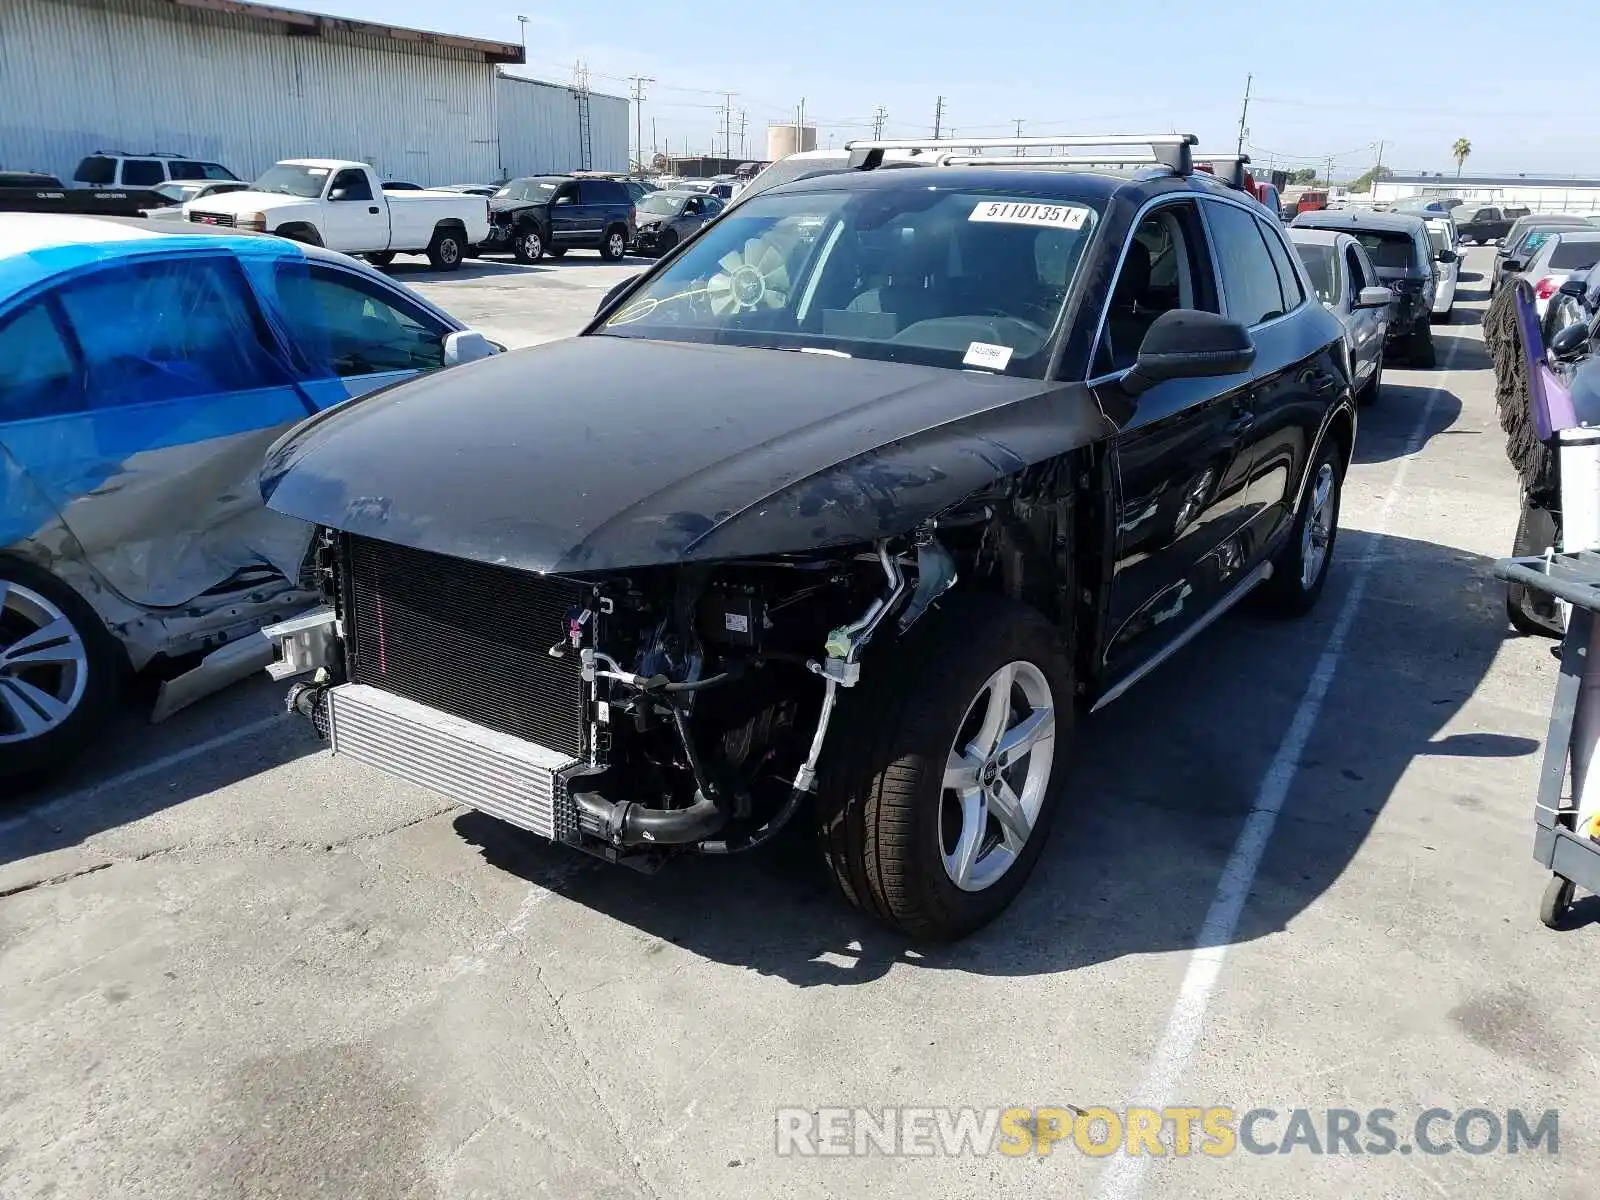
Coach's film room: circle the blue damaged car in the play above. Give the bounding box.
[0,213,497,782]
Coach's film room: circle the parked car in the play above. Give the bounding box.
[381,181,424,192]
[632,189,725,255]
[480,174,635,262]
[71,152,239,189]
[1421,214,1462,322]
[1492,216,1596,293]
[1289,227,1392,404]
[1500,230,1600,319]
[182,159,490,271]
[260,136,1358,940]
[143,179,250,220]
[0,213,500,783]
[621,179,658,202]
[1455,204,1513,245]
[1292,209,1447,366]
[1544,261,1600,341]
[0,171,62,188]
[436,184,498,197]
[1,177,170,217]
[1394,197,1461,217]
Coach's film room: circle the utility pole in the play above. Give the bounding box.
[738,109,747,159]
[1013,118,1024,154]
[721,92,734,162]
[796,97,806,150]
[651,118,658,166]
[1325,156,1334,190]
[628,75,654,173]
[933,95,944,139]
[1235,72,1252,156]
[872,106,888,140]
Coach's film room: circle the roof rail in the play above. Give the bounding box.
[844,133,1197,176]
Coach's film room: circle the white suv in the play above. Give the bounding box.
[72,152,239,190]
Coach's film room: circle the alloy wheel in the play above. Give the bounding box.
[0,581,89,744]
[521,231,542,259]
[1300,462,1336,590]
[608,232,626,258]
[939,661,1057,892]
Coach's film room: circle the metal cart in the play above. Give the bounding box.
[1495,550,1600,927]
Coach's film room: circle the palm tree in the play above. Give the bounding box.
[1452,138,1472,178]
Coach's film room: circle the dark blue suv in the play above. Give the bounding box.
[481,175,635,262]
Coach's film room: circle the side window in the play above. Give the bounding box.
[577,181,610,204]
[1257,217,1305,311]
[274,265,448,377]
[683,196,703,215]
[122,159,165,187]
[168,161,204,181]
[1204,200,1290,326]
[54,255,281,403]
[330,169,373,202]
[553,184,577,206]
[1344,245,1369,293]
[201,163,236,181]
[0,300,84,422]
[1095,200,1218,375]
[705,196,725,214]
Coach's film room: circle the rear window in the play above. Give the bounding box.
[1550,240,1600,271]
[73,155,116,185]
[168,161,204,180]
[1294,242,1337,305]
[1353,231,1416,270]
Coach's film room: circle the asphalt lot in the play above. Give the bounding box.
[3,246,1596,1199]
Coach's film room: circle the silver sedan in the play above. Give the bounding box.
[1289,227,1393,406]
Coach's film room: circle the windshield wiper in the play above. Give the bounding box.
[784,346,852,359]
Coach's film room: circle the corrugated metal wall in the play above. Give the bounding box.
[0,0,502,184]
[496,74,629,177]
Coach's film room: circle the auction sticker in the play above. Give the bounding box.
[969,200,1087,229]
[963,342,1014,370]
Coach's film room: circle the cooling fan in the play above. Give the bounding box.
[706,239,790,315]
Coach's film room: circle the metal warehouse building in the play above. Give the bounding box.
[0,0,628,186]
[1373,173,1600,216]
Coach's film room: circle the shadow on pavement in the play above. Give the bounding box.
[457,530,1532,985]
[1351,383,1464,463]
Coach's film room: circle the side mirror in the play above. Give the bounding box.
[1551,324,1590,363]
[1436,248,1458,264]
[1122,310,1255,397]
[596,273,641,317]
[1503,258,1526,273]
[329,187,351,202]
[1356,285,1394,309]
[442,330,497,366]
[1560,277,1589,298]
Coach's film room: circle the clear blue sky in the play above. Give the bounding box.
[318,0,1595,178]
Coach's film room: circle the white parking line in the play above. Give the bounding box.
[1095,344,1459,1199]
[0,713,286,838]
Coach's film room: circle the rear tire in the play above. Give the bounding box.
[0,558,124,788]
[426,228,465,271]
[818,595,1074,941]
[545,246,568,258]
[1256,439,1344,617]
[600,226,628,261]
[1356,363,1381,407]
[1507,500,1563,638]
[1409,319,1437,367]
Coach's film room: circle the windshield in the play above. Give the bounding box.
[598,185,1101,377]
[638,193,683,216]
[495,177,561,200]
[1426,226,1449,254]
[250,164,330,197]
[1295,242,1338,304]
[154,182,201,203]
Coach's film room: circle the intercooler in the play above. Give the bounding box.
[344,535,589,759]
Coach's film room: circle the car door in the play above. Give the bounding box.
[322,167,388,251]
[576,180,619,245]
[1095,198,1261,682]
[269,261,450,409]
[548,182,582,247]
[1343,241,1384,383]
[0,251,310,607]
[1200,196,1327,560]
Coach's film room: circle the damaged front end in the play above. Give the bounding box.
[269,527,956,863]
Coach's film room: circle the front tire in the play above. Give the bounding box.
[365,251,396,268]
[512,225,545,263]
[600,226,628,261]
[0,559,123,787]
[1257,439,1344,617]
[818,595,1073,941]
[426,228,465,271]
[1409,318,1437,367]
[1356,362,1382,407]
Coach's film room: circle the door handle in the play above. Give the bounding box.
[1308,370,1338,396]
[368,206,379,214]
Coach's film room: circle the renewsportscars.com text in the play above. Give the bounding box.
[774,1106,1559,1158]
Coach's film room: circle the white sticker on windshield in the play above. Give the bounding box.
[969,200,1087,229]
[306,167,330,176]
[964,342,1014,370]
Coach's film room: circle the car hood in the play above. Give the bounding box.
[261,336,1113,573]
[182,189,315,214]
[489,197,546,214]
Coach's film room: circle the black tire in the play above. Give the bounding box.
[1356,362,1381,407]
[817,595,1074,941]
[1506,500,1563,637]
[545,246,568,258]
[1256,438,1344,616]
[1539,874,1576,930]
[512,224,545,263]
[277,224,323,247]
[599,226,628,262]
[365,251,395,268]
[0,558,124,788]
[655,229,679,258]
[426,227,465,272]
[1409,318,1437,368]
[1428,306,1451,325]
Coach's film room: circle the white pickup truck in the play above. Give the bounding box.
[183,159,490,271]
